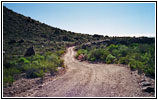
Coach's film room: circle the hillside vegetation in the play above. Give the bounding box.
[76,37,155,78]
[3,6,106,87]
[3,6,155,88]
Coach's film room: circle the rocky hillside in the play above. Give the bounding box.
[3,6,106,88]
[3,6,100,57]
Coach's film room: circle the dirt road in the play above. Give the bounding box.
[27,46,151,97]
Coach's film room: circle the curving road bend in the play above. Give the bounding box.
[32,46,145,97]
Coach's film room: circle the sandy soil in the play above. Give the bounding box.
[24,46,153,97]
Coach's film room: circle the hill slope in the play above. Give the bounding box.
[3,6,105,87]
[3,6,101,57]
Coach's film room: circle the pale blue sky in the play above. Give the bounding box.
[3,3,155,37]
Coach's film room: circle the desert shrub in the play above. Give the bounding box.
[144,67,155,77]
[26,66,44,78]
[31,54,44,61]
[24,61,51,78]
[111,49,119,58]
[107,44,118,51]
[100,49,110,62]
[106,54,116,64]
[88,49,102,62]
[47,54,61,66]
[76,49,88,59]
[18,57,30,64]
[129,59,144,72]
[59,59,65,67]
[3,67,21,86]
[75,39,155,77]
[86,48,109,62]
[119,57,126,64]
[128,59,137,70]
[34,70,44,78]
[3,52,64,81]
[4,60,18,68]
[24,53,61,78]
[4,67,21,77]
[118,45,128,57]
[3,75,14,87]
[26,67,39,78]
[77,49,87,55]
[56,50,65,57]
[88,57,96,62]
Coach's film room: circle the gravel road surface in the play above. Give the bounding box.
[31,47,146,97]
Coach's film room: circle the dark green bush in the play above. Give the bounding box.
[3,51,65,86]
[129,59,144,71]
[76,42,155,77]
[100,50,110,62]
[4,60,18,68]
[31,54,44,61]
[107,44,118,51]
[87,49,107,62]
[56,50,65,57]
[76,49,87,56]
[4,67,21,77]
[118,45,128,57]
[26,67,44,78]
[59,59,65,67]
[3,67,21,86]
[3,75,14,87]
[106,54,116,64]
[119,57,129,64]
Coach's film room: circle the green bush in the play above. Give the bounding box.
[26,68,39,78]
[23,53,63,78]
[75,40,155,77]
[76,49,87,57]
[3,67,21,86]
[118,45,128,57]
[3,75,14,87]
[34,70,44,78]
[88,49,107,62]
[4,60,18,68]
[87,49,97,62]
[88,57,96,62]
[47,54,60,66]
[100,49,110,62]
[4,67,21,77]
[3,53,65,81]
[129,60,137,70]
[56,50,65,57]
[31,54,44,61]
[119,57,129,64]
[106,54,116,64]
[26,67,44,78]
[144,67,155,77]
[18,57,30,64]
[107,44,118,51]
[129,59,144,72]
[112,49,119,58]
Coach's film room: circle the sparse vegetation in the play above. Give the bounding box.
[3,6,105,87]
[76,37,155,78]
[3,52,65,87]
[3,5,155,89]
